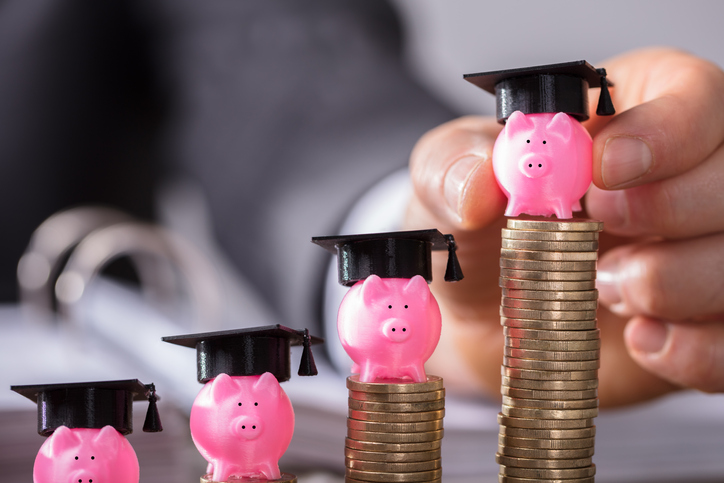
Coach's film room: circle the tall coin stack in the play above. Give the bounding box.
[345,375,445,483]
[496,217,603,483]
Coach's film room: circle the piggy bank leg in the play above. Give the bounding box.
[504,199,525,217]
[552,200,573,219]
[211,461,233,482]
[206,462,214,476]
[402,364,427,383]
[572,199,582,212]
[351,362,361,374]
[258,461,282,480]
[358,361,381,383]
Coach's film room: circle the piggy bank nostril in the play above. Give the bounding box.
[402,328,407,332]
[391,328,395,332]
[538,164,542,168]
[252,425,256,429]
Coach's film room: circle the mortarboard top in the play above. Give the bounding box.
[312,229,463,287]
[162,324,323,384]
[464,60,615,123]
[10,379,162,437]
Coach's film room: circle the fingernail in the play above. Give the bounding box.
[628,318,669,354]
[601,137,653,188]
[444,155,482,218]
[596,256,624,309]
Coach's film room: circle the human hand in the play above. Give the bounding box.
[404,48,724,407]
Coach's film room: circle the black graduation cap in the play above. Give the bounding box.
[464,60,615,123]
[10,379,162,437]
[162,324,323,384]
[312,229,463,287]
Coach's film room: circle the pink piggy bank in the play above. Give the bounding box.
[190,372,294,482]
[33,426,139,483]
[338,274,441,383]
[493,110,592,219]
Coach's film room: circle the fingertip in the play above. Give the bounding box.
[457,153,507,230]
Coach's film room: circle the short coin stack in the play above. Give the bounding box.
[497,217,602,483]
[345,375,445,483]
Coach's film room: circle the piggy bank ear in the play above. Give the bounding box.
[546,112,573,142]
[360,274,385,306]
[93,426,122,454]
[403,275,430,302]
[41,426,80,458]
[208,373,239,404]
[253,372,280,400]
[505,110,533,135]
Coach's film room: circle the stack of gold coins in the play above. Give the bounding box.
[200,474,297,483]
[497,217,602,483]
[345,375,445,483]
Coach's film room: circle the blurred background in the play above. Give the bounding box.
[2,1,724,482]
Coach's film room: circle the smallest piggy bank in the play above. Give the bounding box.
[33,426,139,483]
[190,372,295,482]
[338,274,442,383]
[493,110,593,219]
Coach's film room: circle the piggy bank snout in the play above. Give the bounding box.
[69,468,96,483]
[382,318,412,342]
[233,415,263,440]
[518,153,549,178]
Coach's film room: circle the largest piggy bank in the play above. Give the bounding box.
[338,274,441,383]
[190,372,294,482]
[493,110,592,219]
[34,426,139,483]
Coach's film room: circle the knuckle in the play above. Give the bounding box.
[624,251,670,317]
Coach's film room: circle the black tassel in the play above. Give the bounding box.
[444,234,464,282]
[596,68,615,116]
[143,384,163,432]
[297,329,318,376]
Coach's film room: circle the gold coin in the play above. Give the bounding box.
[501,396,598,410]
[345,457,442,473]
[502,377,598,391]
[347,428,444,443]
[348,409,445,423]
[501,317,598,331]
[500,268,597,281]
[504,356,599,371]
[500,257,598,272]
[499,435,596,450]
[501,228,599,241]
[501,306,597,321]
[345,467,442,483]
[499,476,594,483]
[502,297,598,311]
[349,389,444,403]
[501,239,599,252]
[201,474,297,483]
[502,288,598,301]
[500,278,597,291]
[502,366,598,381]
[499,425,596,439]
[346,479,440,483]
[498,463,596,479]
[344,447,441,463]
[501,405,599,420]
[346,375,444,394]
[501,385,598,401]
[348,398,445,413]
[504,347,600,361]
[497,444,595,460]
[506,338,601,352]
[496,454,593,469]
[347,418,443,433]
[501,249,598,261]
[345,437,441,453]
[507,218,603,232]
[498,413,595,430]
[504,327,600,341]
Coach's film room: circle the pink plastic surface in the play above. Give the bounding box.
[190,372,294,482]
[493,111,592,219]
[337,275,442,383]
[33,426,139,483]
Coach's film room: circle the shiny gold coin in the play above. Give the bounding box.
[507,217,603,232]
[501,385,598,401]
[501,396,598,410]
[504,347,600,361]
[504,327,599,341]
[499,425,596,439]
[501,228,599,241]
[348,398,445,413]
[502,366,598,381]
[346,375,443,394]
[345,467,442,483]
[502,297,598,311]
[501,405,599,420]
[496,454,593,469]
[506,338,600,351]
[501,306,597,321]
[348,409,445,423]
[347,418,443,433]
[500,257,598,272]
[349,389,444,403]
[500,268,596,281]
[201,474,296,483]
[501,248,598,261]
[345,437,441,453]
[504,356,599,371]
[347,428,444,443]
[499,463,596,479]
[499,435,595,450]
[500,278,597,291]
[501,317,598,331]
[499,476,594,483]
[345,457,442,473]
[344,447,441,463]
[498,413,595,430]
[501,239,599,252]
[502,288,598,301]
[497,444,595,460]
[502,376,598,391]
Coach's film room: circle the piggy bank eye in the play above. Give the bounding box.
[90,456,94,460]
[238,402,242,406]
[526,140,530,143]
[74,456,79,460]
[388,305,392,309]
[254,402,258,406]
[542,140,547,144]
[404,305,408,309]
